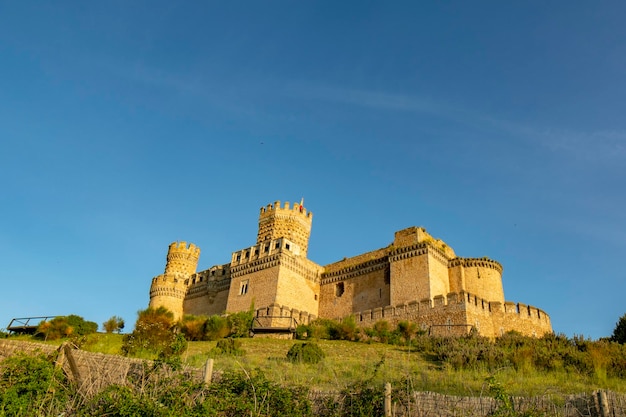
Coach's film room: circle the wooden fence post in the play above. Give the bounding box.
[204,358,214,385]
[597,390,609,417]
[63,343,82,387]
[384,382,392,417]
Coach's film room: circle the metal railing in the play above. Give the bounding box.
[251,316,299,334]
[6,316,58,334]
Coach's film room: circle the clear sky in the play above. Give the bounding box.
[1,2,624,339]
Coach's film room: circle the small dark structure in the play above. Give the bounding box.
[6,316,57,335]
[250,316,298,338]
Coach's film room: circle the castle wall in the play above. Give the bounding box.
[352,292,551,338]
[449,258,504,304]
[389,246,450,305]
[183,287,229,317]
[274,255,321,316]
[355,293,470,336]
[149,274,187,320]
[462,292,498,337]
[491,301,552,337]
[427,249,451,298]
[389,249,430,304]
[318,258,390,319]
[254,303,317,328]
[226,263,280,313]
[448,264,465,294]
[183,267,231,317]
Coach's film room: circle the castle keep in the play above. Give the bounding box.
[149,200,552,338]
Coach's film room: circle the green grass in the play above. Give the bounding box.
[6,333,626,397]
[182,338,626,396]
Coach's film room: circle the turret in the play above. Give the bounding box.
[149,241,200,320]
[164,241,200,278]
[257,200,313,256]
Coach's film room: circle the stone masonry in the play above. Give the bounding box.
[148,200,552,338]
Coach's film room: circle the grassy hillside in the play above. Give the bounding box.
[64,333,626,397]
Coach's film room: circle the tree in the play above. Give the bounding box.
[611,313,626,344]
[66,315,98,335]
[36,315,97,340]
[121,307,182,357]
[103,316,125,334]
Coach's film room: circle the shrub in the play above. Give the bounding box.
[121,307,182,358]
[287,342,325,364]
[295,324,311,340]
[611,313,626,344]
[206,370,312,417]
[305,319,334,339]
[180,312,253,341]
[370,320,393,344]
[303,317,361,341]
[330,316,360,341]
[397,320,417,343]
[82,369,312,417]
[212,338,245,356]
[66,314,98,335]
[227,310,254,338]
[102,316,125,334]
[203,315,231,340]
[180,315,207,341]
[0,354,71,415]
[35,315,98,340]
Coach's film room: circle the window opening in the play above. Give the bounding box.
[239,280,249,295]
[335,282,345,297]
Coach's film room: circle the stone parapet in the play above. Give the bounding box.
[350,291,551,338]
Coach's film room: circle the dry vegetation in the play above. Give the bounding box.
[73,332,626,397]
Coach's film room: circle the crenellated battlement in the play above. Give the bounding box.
[350,291,552,338]
[259,200,313,219]
[449,257,503,273]
[257,200,313,256]
[164,241,200,277]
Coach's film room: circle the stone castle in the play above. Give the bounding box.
[148,200,552,338]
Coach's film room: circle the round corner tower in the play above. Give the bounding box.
[149,241,200,320]
[257,200,313,256]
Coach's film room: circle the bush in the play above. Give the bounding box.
[287,342,325,364]
[81,368,313,417]
[295,324,311,340]
[103,316,125,334]
[397,320,417,343]
[205,370,312,417]
[0,354,71,415]
[301,317,361,341]
[211,338,245,356]
[180,312,253,342]
[370,320,393,344]
[180,315,207,341]
[611,313,626,344]
[331,316,361,341]
[35,315,98,340]
[66,314,98,335]
[227,310,254,338]
[121,307,182,358]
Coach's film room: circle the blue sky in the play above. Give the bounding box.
[1,2,624,339]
